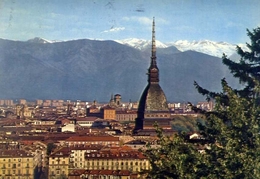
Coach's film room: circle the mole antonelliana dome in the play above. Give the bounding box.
[135,18,169,131]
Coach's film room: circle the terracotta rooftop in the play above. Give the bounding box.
[0,149,33,158]
[76,117,99,121]
[102,105,115,109]
[50,147,70,157]
[69,144,104,151]
[66,136,119,142]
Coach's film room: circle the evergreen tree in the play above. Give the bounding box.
[198,27,260,101]
[195,79,260,178]
[143,125,203,179]
[143,27,260,178]
[224,27,260,96]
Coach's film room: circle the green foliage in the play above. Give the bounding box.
[144,81,260,179]
[171,115,205,132]
[143,27,260,179]
[198,81,260,178]
[144,125,205,179]
[223,27,260,99]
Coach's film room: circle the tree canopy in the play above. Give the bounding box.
[143,27,260,179]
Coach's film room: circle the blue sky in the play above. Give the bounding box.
[0,0,259,44]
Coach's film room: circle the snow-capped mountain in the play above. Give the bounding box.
[116,38,249,58]
[26,37,248,58]
[168,40,249,58]
[115,38,168,50]
[27,37,61,43]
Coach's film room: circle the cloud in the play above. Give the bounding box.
[102,27,125,33]
[136,17,151,25]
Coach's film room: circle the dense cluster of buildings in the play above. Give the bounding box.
[0,18,213,179]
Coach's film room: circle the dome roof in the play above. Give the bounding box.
[138,83,169,117]
[134,18,170,131]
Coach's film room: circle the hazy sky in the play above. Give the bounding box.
[0,0,259,44]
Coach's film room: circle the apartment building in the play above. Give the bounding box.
[49,146,149,178]
[115,110,137,122]
[84,147,150,173]
[0,149,35,179]
[48,148,70,179]
[69,145,104,169]
[65,135,120,147]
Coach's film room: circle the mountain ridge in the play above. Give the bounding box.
[23,37,248,58]
[0,38,240,103]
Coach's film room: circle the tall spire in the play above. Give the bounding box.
[148,17,159,84]
[151,17,156,59]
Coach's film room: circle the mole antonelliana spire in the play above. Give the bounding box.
[148,17,159,84]
[134,17,171,132]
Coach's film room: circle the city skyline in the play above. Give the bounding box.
[0,0,259,44]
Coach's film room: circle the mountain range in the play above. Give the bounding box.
[0,37,243,103]
[116,38,248,58]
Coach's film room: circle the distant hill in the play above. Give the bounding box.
[0,38,240,103]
